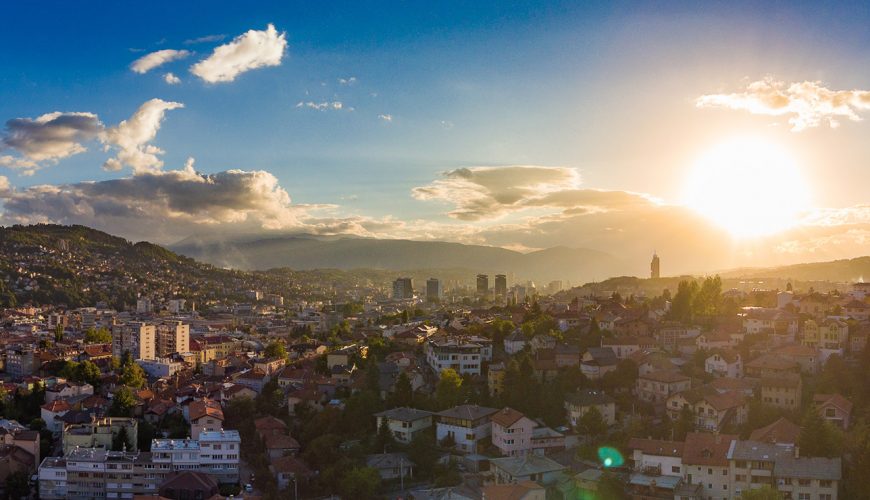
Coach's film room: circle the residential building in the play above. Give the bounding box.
[494,274,508,298]
[62,417,138,454]
[564,389,616,427]
[374,407,434,444]
[392,277,414,300]
[426,278,443,302]
[601,336,656,359]
[152,430,241,484]
[705,350,743,378]
[636,370,691,404]
[157,321,190,357]
[137,357,183,378]
[580,347,618,379]
[490,454,566,486]
[488,362,506,397]
[37,457,68,500]
[727,440,841,499]
[681,432,737,500]
[5,346,35,379]
[425,336,492,376]
[491,407,536,457]
[813,393,853,430]
[189,399,224,440]
[435,405,498,453]
[760,374,802,410]
[476,274,489,297]
[366,452,414,480]
[112,322,156,360]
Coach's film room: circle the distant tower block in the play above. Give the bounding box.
[650,252,660,279]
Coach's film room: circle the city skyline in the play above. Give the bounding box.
[3,2,870,276]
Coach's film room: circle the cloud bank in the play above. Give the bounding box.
[696,78,870,131]
[190,24,287,83]
[1,112,103,167]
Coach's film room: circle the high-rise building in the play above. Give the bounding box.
[476,274,489,296]
[650,252,660,279]
[392,277,414,300]
[494,274,507,298]
[157,321,190,357]
[112,322,156,360]
[426,278,443,302]
[5,346,35,379]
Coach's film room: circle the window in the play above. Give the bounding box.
[672,466,680,473]
[798,479,811,486]
[820,480,832,488]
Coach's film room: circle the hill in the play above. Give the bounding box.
[170,235,624,283]
[718,256,870,283]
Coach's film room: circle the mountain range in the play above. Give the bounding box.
[171,234,626,283]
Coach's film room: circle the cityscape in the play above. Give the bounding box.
[2,2,870,500]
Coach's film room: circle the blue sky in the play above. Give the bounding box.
[3,1,870,273]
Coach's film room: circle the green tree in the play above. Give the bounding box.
[668,280,698,323]
[338,467,381,499]
[256,378,285,416]
[576,407,608,443]
[799,408,837,458]
[112,426,132,451]
[597,472,628,500]
[137,419,156,451]
[435,369,463,409]
[264,341,287,360]
[673,405,695,440]
[84,326,112,344]
[391,371,413,408]
[373,418,395,452]
[54,324,64,342]
[120,361,146,388]
[78,360,102,387]
[110,386,137,417]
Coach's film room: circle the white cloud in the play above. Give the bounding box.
[412,165,586,220]
[190,24,287,83]
[378,114,393,122]
[1,112,103,165]
[163,72,181,85]
[696,78,870,131]
[0,175,10,195]
[184,34,226,45]
[101,98,184,174]
[338,76,357,86]
[130,49,192,74]
[296,101,347,111]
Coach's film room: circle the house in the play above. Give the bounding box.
[491,407,537,457]
[488,362,506,397]
[366,452,414,480]
[749,417,801,446]
[158,471,219,500]
[695,332,736,351]
[41,400,72,435]
[745,354,799,378]
[504,330,528,355]
[681,432,738,500]
[270,455,313,491]
[222,384,258,402]
[627,437,684,476]
[45,382,94,403]
[727,440,841,499]
[553,344,581,368]
[374,407,434,444]
[601,336,656,359]
[529,334,556,353]
[813,393,853,430]
[424,336,493,376]
[264,433,301,460]
[773,344,819,374]
[580,347,618,380]
[704,350,742,378]
[742,308,799,339]
[564,389,616,427]
[435,405,498,453]
[188,399,223,440]
[636,370,691,404]
[481,481,546,500]
[489,454,566,486]
[760,374,802,410]
[666,389,747,432]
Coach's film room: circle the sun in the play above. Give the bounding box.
[682,138,811,238]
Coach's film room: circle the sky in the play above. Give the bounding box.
[2,1,870,275]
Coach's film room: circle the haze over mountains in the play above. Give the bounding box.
[171,234,625,283]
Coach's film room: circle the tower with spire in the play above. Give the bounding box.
[650,251,660,279]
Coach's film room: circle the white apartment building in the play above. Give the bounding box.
[37,457,68,500]
[435,405,498,453]
[425,336,492,376]
[112,322,156,360]
[151,430,240,484]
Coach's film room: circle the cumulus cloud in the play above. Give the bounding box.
[130,49,191,74]
[101,98,184,174]
[412,165,587,220]
[1,112,103,166]
[696,78,870,131]
[0,165,310,242]
[190,24,287,83]
[378,114,393,122]
[163,73,181,85]
[296,101,347,111]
